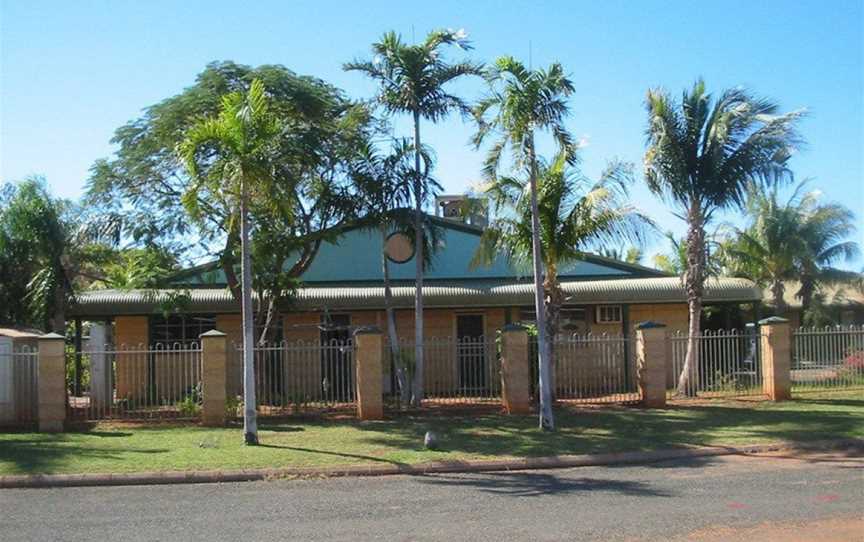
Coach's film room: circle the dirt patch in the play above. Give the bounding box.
[676,515,864,542]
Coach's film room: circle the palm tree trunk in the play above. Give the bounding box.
[528,139,554,431]
[543,268,563,399]
[411,109,425,407]
[240,180,259,445]
[677,203,705,397]
[771,280,786,314]
[382,227,408,407]
[51,277,67,335]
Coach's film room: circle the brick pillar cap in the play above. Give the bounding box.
[40,332,65,340]
[502,323,529,332]
[353,326,382,336]
[758,316,789,325]
[635,321,666,330]
[200,330,227,338]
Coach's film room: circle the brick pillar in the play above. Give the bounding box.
[636,322,667,408]
[200,330,228,426]
[759,317,792,401]
[500,324,531,414]
[354,327,384,420]
[38,333,66,432]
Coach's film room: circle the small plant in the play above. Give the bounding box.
[175,382,203,417]
[177,394,201,417]
[225,395,243,418]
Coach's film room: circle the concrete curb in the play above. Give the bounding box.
[2,438,861,489]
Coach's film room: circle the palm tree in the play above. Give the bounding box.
[473,152,650,373]
[2,178,120,333]
[352,138,437,406]
[795,193,859,312]
[724,181,859,313]
[472,56,579,430]
[345,29,482,405]
[178,79,282,445]
[644,79,804,396]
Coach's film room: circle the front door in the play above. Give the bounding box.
[456,314,486,393]
[320,314,353,402]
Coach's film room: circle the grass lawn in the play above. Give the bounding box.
[1,391,862,476]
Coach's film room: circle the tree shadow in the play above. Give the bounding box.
[0,439,168,475]
[349,399,864,463]
[255,443,406,466]
[416,471,674,498]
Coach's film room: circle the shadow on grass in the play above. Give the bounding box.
[791,398,864,408]
[0,439,168,474]
[350,398,864,461]
[416,470,674,498]
[256,444,406,466]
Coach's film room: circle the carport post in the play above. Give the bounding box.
[38,333,67,432]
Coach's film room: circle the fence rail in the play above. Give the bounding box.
[551,334,638,403]
[668,329,764,399]
[230,339,356,416]
[66,343,203,421]
[792,325,864,392]
[386,336,500,405]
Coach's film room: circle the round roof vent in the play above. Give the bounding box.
[384,232,414,264]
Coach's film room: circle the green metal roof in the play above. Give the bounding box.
[169,216,668,286]
[71,277,762,317]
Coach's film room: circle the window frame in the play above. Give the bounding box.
[149,314,217,346]
[595,305,623,324]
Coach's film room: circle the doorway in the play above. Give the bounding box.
[320,314,353,402]
[456,314,486,393]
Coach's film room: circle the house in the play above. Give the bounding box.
[69,212,761,399]
[764,281,864,328]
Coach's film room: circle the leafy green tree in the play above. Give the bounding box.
[345,29,482,405]
[644,79,803,395]
[101,247,179,289]
[473,152,649,388]
[472,57,579,431]
[88,62,375,341]
[179,79,282,446]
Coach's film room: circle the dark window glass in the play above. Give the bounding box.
[149,314,216,346]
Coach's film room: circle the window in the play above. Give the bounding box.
[149,315,216,346]
[519,307,587,334]
[595,305,622,324]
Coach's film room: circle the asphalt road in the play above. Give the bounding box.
[2,451,862,541]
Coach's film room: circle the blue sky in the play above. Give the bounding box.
[1,0,862,268]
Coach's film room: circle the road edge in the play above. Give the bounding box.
[2,438,862,489]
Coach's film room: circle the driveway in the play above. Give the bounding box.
[1,450,861,541]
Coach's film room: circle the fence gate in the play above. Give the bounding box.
[232,339,356,416]
[67,342,203,421]
[667,329,764,399]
